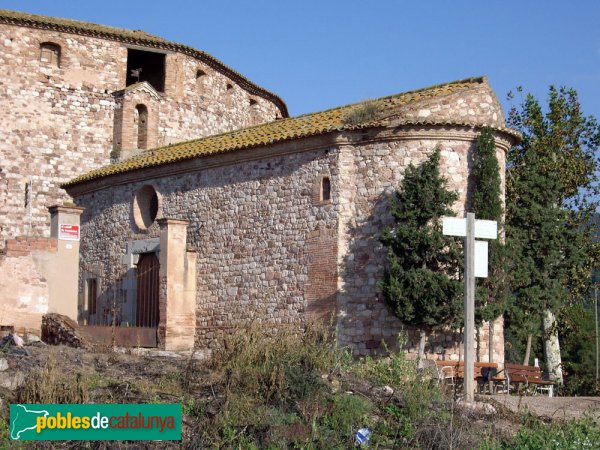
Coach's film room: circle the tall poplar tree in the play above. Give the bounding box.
[506,86,600,383]
[380,147,463,366]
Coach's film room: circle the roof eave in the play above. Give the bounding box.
[0,9,289,117]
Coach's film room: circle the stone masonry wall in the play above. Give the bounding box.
[72,124,509,362]
[397,81,505,129]
[336,126,508,362]
[74,140,339,349]
[0,23,283,247]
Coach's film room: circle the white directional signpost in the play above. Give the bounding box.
[442,213,498,402]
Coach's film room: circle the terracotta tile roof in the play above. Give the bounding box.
[63,76,518,188]
[0,9,287,116]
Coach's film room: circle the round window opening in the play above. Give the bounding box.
[133,185,159,230]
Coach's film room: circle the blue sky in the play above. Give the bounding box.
[2,0,599,121]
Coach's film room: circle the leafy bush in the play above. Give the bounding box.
[351,333,416,388]
[349,333,489,448]
[351,332,443,423]
[507,415,600,450]
[560,302,600,396]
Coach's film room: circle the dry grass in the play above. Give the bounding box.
[210,319,340,402]
[5,322,597,449]
[17,349,89,404]
[342,101,380,125]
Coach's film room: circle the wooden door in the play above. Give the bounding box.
[136,253,159,327]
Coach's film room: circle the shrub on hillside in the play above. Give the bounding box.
[192,320,371,448]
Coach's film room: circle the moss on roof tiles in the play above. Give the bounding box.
[0,9,287,116]
[0,9,169,42]
[64,77,513,188]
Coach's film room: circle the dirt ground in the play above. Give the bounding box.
[490,394,600,422]
[0,344,204,403]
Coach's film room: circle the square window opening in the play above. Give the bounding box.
[126,48,166,92]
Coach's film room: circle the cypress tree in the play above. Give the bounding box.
[472,128,502,221]
[380,147,463,365]
[471,128,508,361]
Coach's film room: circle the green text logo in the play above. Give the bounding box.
[10,404,181,440]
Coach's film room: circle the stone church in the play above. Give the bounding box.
[0,9,285,247]
[1,10,519,361]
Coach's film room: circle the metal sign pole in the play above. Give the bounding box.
[464,212,475,402]
[442,213,497,403]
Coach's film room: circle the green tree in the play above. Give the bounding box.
[472,128,503,222]
[506,86,600,383]
[380,147,463,366]
[471,128,508,362]
[560,301,600,395]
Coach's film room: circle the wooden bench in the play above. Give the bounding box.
[434,361,507,393]
[504,363,556,397]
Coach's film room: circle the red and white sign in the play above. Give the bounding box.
[59,224,80,241]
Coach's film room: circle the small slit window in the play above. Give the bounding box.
[225,83,234,107]
[248,97,261,124]
[196,69,206,92]
[134,104,148,150]
[40,42,61,68]
[24,181,30,208]
[321,177,331,202]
